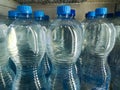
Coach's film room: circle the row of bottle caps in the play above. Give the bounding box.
[7,5,120,23]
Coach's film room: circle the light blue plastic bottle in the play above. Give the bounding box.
[76,11,96,86]
[34,10,52,79]
[47,5,83,90]
[8,10,19,74]
[69,8,83,80]
[0,17,15,90]
[80,8,116,90]
[7,5,47,90]
[108,11,120,90]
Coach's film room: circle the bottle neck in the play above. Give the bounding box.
[57,14,71,19]
[35,17,44,21]
[9,16,17,20]
[96,15,106,19]
[19,13,32,19]
[87,16,95,20]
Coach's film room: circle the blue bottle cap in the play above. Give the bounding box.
[44,15,49,21]
[17,5,32,14]
[71,9,76,16]
[95,7,107,16]
[115,11,120,17]
[34,10,45,18]
[87,11,95,17]
[8,10,18,17]
[107,13,114,18]
[57,5,71,15]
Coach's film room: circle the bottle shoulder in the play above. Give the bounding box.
[49,18,82,31]
[11,19,40,27]
[8,19,44,31]
[86,18,114,28]
[83,18,116,55]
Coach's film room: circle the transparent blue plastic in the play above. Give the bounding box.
[47,5,83,90]
[80,8,116,90]
[0,22,15,90]
[108,11,120,90]
[34,11,52,79]
[7,5,47,90]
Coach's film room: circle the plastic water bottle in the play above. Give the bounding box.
[69,9,83,80]
[79,11,96,53]
[0,19,15,89]
[76,11,95,83]
[8,10,19,74]
[108,11,120,90]
[7,5,47,90]
[34,10,52,78]
[47,5,83,90]
[80,7,116,90]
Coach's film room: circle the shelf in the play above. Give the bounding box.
[0,0,19,16]
[15,0,119,4]
[15,0,86,4]
[0,0,19,8]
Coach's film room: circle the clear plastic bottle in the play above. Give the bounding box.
[34,10,52,79]
[7,5,47,90]
[8,10,19,75]
[69,9,83,81]
[76,11,95,84]
[47,5,83,90]
[108,11,120,90]
[0,18,15,89]
[80,8,116,90]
